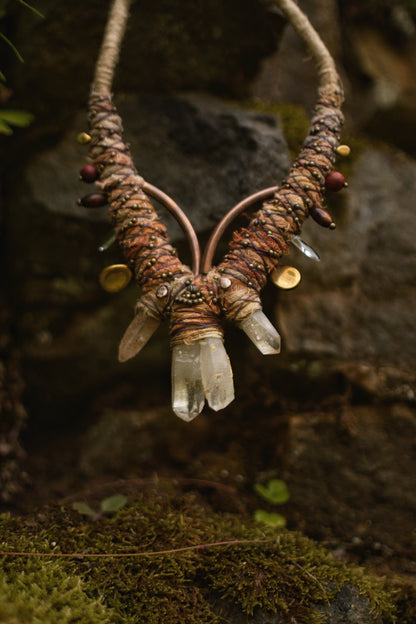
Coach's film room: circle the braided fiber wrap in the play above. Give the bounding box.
[217,86,344,322]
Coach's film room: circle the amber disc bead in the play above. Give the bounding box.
[80,164,99,183]
[78,192,108,208]
[325,171,346,192]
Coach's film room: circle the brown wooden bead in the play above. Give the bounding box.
[79,164,99,183]
[78,192,108,208]
[325,171,346,191]
[310,205,335,228]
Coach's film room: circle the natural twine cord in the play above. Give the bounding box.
[91,0,339,97]
[277,0,338,89]
[91,0,132,95]
[86,0,344,349]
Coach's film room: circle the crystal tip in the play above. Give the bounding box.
[171,338,235,420]
[238,309,281,355]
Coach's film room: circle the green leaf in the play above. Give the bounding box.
[0,119,12,134]
[0,71,6,82]
[100,494,128,514]
[254,509,287,528]
[16,0,44,18]
[0,32,24,62]
[254,479,290,505]
[72,502,96,517]
[0,109,34,127]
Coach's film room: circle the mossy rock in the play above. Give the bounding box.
[0,485,404,623]
[0,542,114,623]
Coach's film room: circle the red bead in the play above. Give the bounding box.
[310,205,335,228]
[79,164,99,183]
[325,171,346,191]
[78,192,108,208]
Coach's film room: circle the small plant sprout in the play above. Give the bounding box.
[72,495,127,520]
[0,107,34,135]
[0,0,42,133]
[254,479,290,505]
[254,509,287,528]
[254,479,290,528]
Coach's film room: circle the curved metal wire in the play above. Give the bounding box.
[201,186,279,274]
[142,182,201,275]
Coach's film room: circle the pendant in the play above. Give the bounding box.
[77,0,348,420]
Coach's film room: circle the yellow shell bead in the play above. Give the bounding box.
[336,144,351,157]
[99,264,132,293]
[270,266,301,290]
[77,132,92,145]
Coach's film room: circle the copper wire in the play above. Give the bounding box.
[142,183,200,276]
[201,187,279,274]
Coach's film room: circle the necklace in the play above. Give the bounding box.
[77,0,348,421]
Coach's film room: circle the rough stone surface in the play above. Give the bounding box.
[316,584,383,624]
[277,147,416,372]
[283,403,416,577]
[210,584,382,623]
[79,407,172,477]
[253,0,416,156]
[1,0,283,147]
[24,94,291,234]
[0,324,27,503]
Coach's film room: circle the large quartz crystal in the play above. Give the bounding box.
[199,337,234,411]
[171,342,205,421]
[118,305,161,362]
[237,309,281,355]
[291,235,320,261]
[171,336,234,421]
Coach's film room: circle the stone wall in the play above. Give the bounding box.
[1,0,415,468]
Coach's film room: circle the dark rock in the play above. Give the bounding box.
[218,584,382,622]
[316,584,382,624]
[253,0,343,113]
[1,0,284,165]
[0,302,27,503]
[79,407,172,476]
[277,148,416,373]
[24,94,291,234]
[283,403,416,576]
[253,0,416,157]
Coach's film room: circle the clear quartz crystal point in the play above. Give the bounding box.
[291,236,320,261]
[118,306,160,362]
[238,309,281,355]
[98,232,117,252]
[171,343,205,421]
[200,337,234,411]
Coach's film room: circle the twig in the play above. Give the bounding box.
[0,538,272,559]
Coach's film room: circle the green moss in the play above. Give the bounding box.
[266,102,311,159]
[0,534,113,624]
[236,99,310,159]
[387,577,416,623]
[236,98,370,177]
[0,488,403,623]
